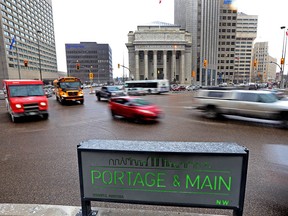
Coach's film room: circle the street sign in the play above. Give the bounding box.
[77,140,249,216]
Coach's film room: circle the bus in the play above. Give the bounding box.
[124,79,170,94]
[53,76,84,104]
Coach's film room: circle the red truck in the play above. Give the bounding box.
[2,79,49,122]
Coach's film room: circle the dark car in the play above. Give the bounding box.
[95,86,126,101]
[108,96,163,122]
[171,85,186,91]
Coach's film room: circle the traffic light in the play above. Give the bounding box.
[76,63,80,70]
[203,59,207,68]
[253,60,257,67]
[24,59,28,67]
[89,72,94,79]
[117,63,120,69]
[280,57,285,65]
[192,71,196,78]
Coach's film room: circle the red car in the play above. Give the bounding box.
[108,96,163,122]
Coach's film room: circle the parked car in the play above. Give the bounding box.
[171,85,186,91]
[125,87,147,96]
[43,86,53,98]
[186,85,201,91]
[108,96,163,122]
[0,89,4,100]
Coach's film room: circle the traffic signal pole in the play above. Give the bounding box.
[118,64,131,81]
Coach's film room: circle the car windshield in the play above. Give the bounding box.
[258,93,279,103]
[129,98,152,106]
[107,86,120,91]
[9,85,45,97]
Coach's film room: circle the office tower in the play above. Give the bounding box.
[0,0,58,83]
[235,12,258,83]
[65,42,113,84]
[174,0,220,86]
[218,0,238,84]
[253,42,277,83]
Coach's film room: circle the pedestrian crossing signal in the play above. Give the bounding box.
[24,59,28,67]
[203,60,207,68]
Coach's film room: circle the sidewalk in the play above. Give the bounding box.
[0,204,224,216]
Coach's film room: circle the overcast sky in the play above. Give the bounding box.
[52,0,288,77]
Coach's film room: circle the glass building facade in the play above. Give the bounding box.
[65,42,113,84]
[0,0,57,83]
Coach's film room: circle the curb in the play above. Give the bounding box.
[0,204,224,216]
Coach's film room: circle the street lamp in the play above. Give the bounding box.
[280,26,287,89]
[36,30,42,80]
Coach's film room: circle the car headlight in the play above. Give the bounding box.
[40,102,47,106]
[15,104,22,109]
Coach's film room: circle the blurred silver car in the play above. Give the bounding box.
[193,89,288,128]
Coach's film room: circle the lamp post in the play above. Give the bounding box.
[36,30,42,80]
[280,26,287,89]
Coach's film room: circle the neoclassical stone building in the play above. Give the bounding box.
[126,22,192,85]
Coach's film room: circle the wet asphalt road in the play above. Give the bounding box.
[0,89,287,216]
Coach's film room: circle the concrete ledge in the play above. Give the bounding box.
[0,204,224,216]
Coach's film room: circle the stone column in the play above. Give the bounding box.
[163,51,167,80]
[144,50,148,80]
[180,50,185,84]
[171,51,176,81]
[135,51,139,80]
[185,47,192,84]
[153,50,157,80]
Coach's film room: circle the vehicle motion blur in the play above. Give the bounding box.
[193,88,288,128]
[108,96,163,122]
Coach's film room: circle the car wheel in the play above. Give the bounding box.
[60,97,65,105]
[97,95,101,101]
[111,110,116,118]
[42,113,49,120]
[80,99,84,105]
[281,113,288,129]
[204,106,218,119]
[10,114,18,123]
[134,115,143,123]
